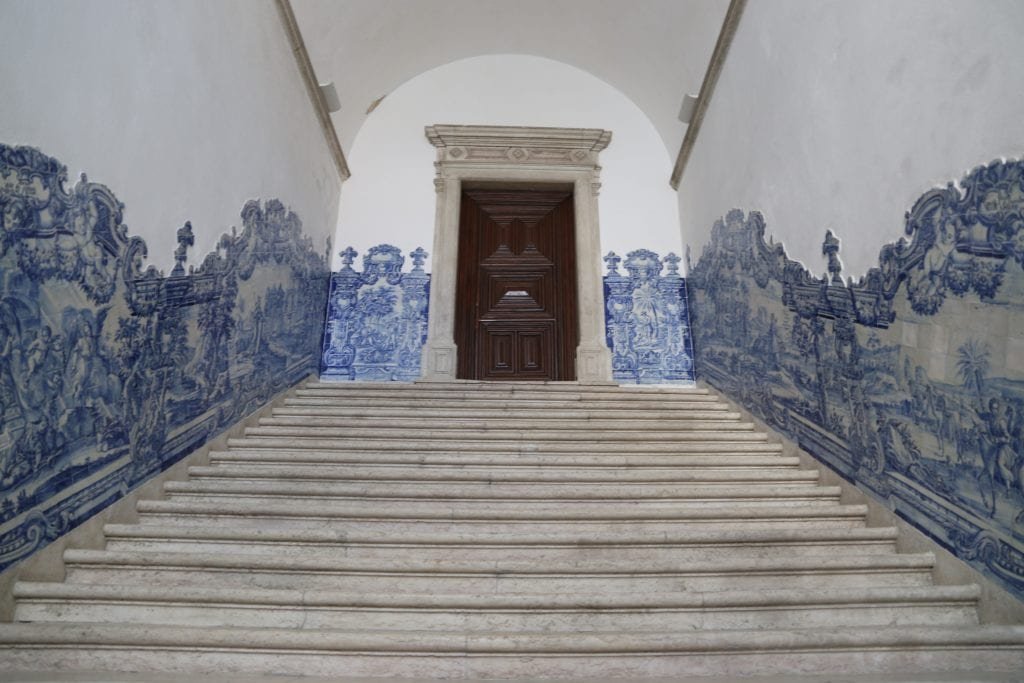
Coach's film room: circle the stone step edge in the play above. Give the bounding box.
[258,420,754,431]
[261,416,747,426]
[209,450,789,464]
[160,485,843,503]
[184,466,819,482]
[242,428,765,440]
[284,398,727,409]
[291,390,717,400]
[62,548,937,576]
[302,382,710,393]
[288,394,723,406]
[222,438,783,452]
[288,391,720,400]
[100,524,899,546]
[12,582,982,610]
[2,622,1022,654]
[136,500,867,522]
[272,407,737,418]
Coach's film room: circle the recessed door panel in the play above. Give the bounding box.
[478,321,555,380]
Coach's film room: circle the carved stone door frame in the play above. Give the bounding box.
[420,124,613,383]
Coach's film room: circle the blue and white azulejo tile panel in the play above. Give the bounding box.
[603,249,696,384]
[319,245,430,382]
[688,158,1024,600]
[0,143,330,572]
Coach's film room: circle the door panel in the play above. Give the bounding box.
[455,189,577,380]
[479,320,556,379]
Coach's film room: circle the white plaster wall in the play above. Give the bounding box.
[679,0,1024,278]
[333,54,680,272]
[0,0,341,271]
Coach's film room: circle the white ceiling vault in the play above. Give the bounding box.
[291,0,729,162]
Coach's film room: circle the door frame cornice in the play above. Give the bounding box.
[421,124,613,383]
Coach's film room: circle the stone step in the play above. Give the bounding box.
[12,582,981,632]
[3,623,1022,680]
[161,479,841,503]
[259,415,751,430]
[143,497,846,518]
[301,381,711,395]
[184,463,817,484]
[285,395,728,411]
[135,499,867,532]
[100,524,901,561]
[208,449,797,468]
[224,437,783,454]
[241,425,767,441]
[285,396,726,410]
[273,405,737,420]
[61,548,939,593]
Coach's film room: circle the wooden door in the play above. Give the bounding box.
[455,189,578,381]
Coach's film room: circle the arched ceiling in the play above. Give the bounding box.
[291,0,729,162]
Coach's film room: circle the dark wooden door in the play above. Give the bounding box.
[455,189,578,380]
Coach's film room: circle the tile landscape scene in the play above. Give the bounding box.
[0,143,331,572]
[689,159,1024,599]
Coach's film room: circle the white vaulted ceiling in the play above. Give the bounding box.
[290,0,729,160]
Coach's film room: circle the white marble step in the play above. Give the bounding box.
[285,397,727,411]
[12,582,981,632]
[61,548,939,593]
[273,405,737,420]
[4,623,1023,680]
[208,449,796,468]
[134,500,867,533]
[100,524,901,561]
[161,480,840,504]
[184,463,816,484]
[141,497,847,519]
[300,381,710,395]
[242,426,767,442]
[224,436,783,454]
[259,416,752,432]
[285,395,727,411]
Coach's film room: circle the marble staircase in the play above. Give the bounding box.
[2,380,1023,680]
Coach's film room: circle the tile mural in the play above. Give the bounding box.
[319,245,430,381]
[318,245,696,385]
[688,159,1024,599]
[0,143,330,572]
[604,249,695,384]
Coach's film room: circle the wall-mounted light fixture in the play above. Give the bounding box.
[319,81,341,113]
[678,93,699,125]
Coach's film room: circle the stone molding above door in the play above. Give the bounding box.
[421,124,613,383]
